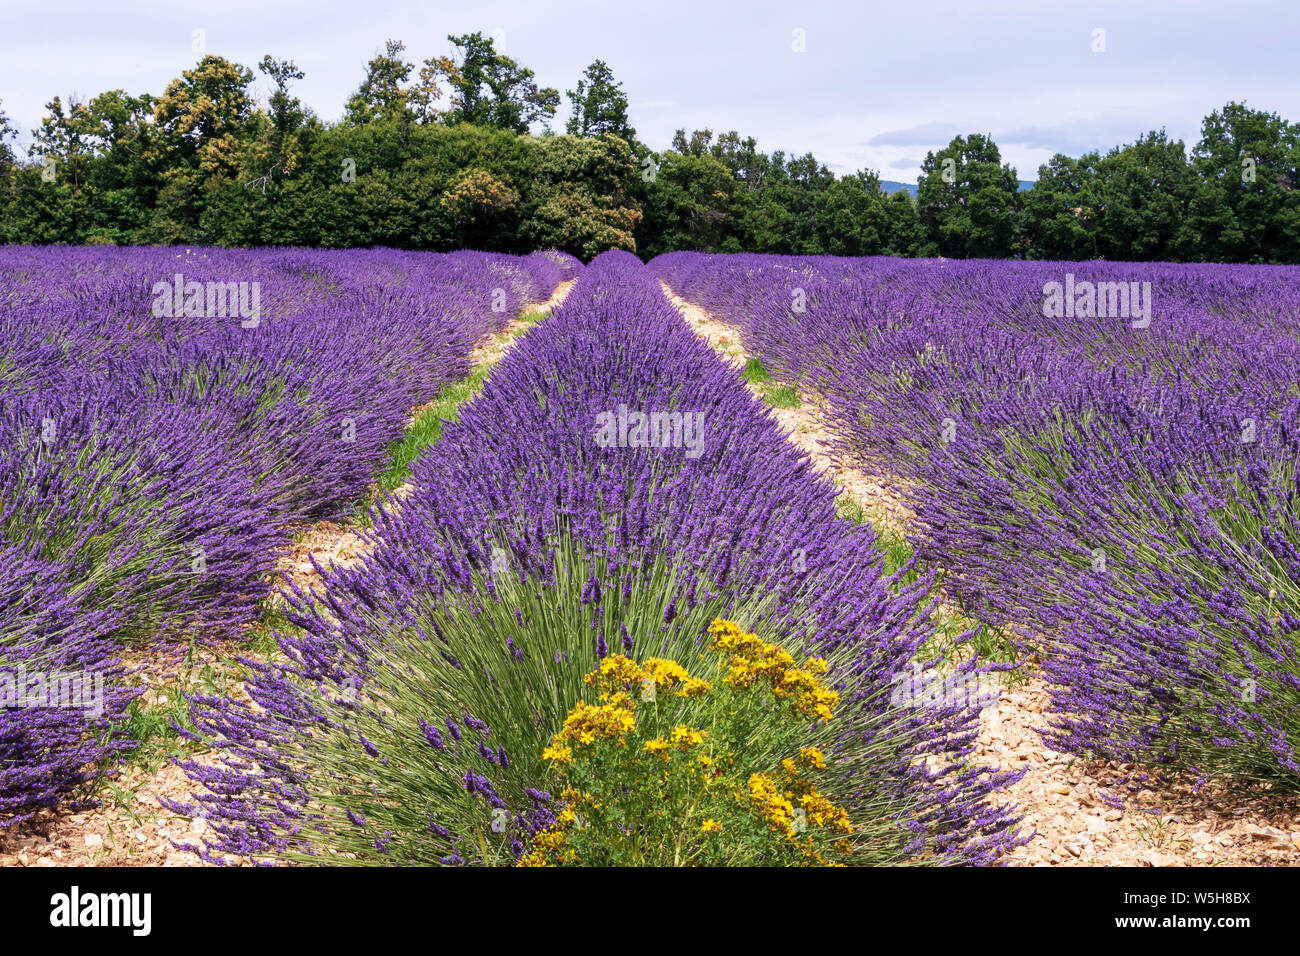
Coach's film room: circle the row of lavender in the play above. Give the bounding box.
[175,250,1025,865]
[0,246,576,827]
[653,252,1300,785]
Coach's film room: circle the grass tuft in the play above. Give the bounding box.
[740,357,801,408]
[765,385,801,408]
[741,357,772,384]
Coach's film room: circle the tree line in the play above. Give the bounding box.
[0,33,1296,262]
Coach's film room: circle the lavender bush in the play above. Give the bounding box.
[0,544,137,827]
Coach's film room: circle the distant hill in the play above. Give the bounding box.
[880,179,1036,197]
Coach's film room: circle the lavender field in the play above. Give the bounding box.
[0,246,573,831]
[655,253,1300,784]
[2,246,1298,867]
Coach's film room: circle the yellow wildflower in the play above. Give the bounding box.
[553,699,637,748]
[799,746,827,770]
[642,657,692,692]
[670,724,706,748]
[542,744,573,764]
[556,807,579,827]
[747,772,796,833]
[680,676,712,697]
[585,654,645,693]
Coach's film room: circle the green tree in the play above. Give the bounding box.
[258,55,306,149]
[671,128,713,156]
[233,57,310,204]
[344,40,414,125]
[31,95,94,189]
[23,95,98,241]
[441,167,520,249]
[1190,102,1300,263]
[637,136,740,256]
[522,134,641,258]
[0,100,15,236]
[442,32,559,133]
[566,59,633,141]
[149,56,256,241]
[883,190,927,256]
[0,99,17,170]
[775,152,835,252]
[411,55,459,124]
[1092,130,1198,261]
[80,90,157,242]
[152,56,255,175]
[811,171,893,256]
[709,131,764,187]
[1017,152,1101,260]
[917,134,1020,257]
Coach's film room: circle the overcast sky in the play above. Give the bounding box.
[3,0,1297,184]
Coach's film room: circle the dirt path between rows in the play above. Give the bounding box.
[664,284,913,538]
[659,279,1300,867]
[0,279,577,869]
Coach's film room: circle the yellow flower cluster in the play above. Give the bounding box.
[747,772,799,834]
[643,724,707,761]
[745,751,851,867]
[671,724,707,748]
[584,653,712,699]
[541,744,572,764]
[708,619,839,722]
[799,746,827,770]
[518,818,577,867]
[583,654,643,691]
[548,698,636,752]
[746,744,850,844]
[780,755,851,835]
[523,634,852,866]
[519,798,600,867]
[780,746,828,777]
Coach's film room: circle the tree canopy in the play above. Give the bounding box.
[1,46,1296,263]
